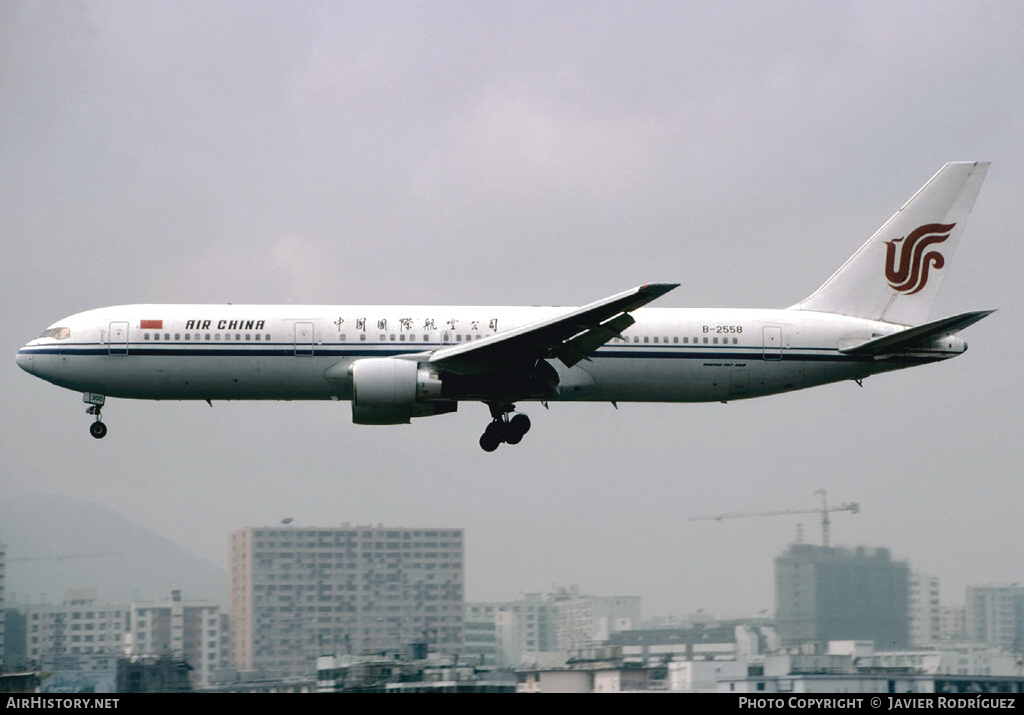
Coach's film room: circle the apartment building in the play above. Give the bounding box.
[229,524,464,677]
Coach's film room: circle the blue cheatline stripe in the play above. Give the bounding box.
[18,343,956,364]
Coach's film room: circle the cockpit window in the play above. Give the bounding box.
[39,327,71,340]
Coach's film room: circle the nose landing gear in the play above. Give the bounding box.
[479,403,531,452]
[84,393,107,439]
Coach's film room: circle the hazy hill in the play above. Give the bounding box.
[0,494,226,607]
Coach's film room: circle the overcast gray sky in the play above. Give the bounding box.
[2,0,1022,617]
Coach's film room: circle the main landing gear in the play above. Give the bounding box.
[84,393,107,439]
[479,403,531,452]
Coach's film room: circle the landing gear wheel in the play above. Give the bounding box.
[479,430,501,452]
[89,421,108,439]
[504,414,531,444]
[479,419,508,451]
[479,403,531,451]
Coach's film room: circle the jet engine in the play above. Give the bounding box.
[350,358,456,425]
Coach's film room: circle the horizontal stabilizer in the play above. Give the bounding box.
[839,310,995,355]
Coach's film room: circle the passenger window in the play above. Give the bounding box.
[713,337,718,344]
[185,334,190,341]
[643,336,649,343]
[175,334,180,340]
[144,333,150,340]
[338,334,344,342]
[245,334,251,341]
[379,335,386,341]
[215,334,221,341]
[359,335,365,341]
[205,334,211,340]
[653,336,659,343]
[703,337,708,344]
[165,334,170,341]
[733,337,738,344]
[673,337,678,343]
[633,336,639,343]
[255,334,261,341]
[235,334,240,341]
[390,334,396,341]
[408,335,415,342]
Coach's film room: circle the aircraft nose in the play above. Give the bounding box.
[16,349,34,375]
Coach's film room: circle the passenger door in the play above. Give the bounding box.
[762,326,782,360]
[109,322,129,355]
[294,321,314,356]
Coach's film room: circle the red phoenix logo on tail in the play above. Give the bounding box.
[884,223,955,295]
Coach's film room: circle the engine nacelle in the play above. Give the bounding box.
[350,358,455,425]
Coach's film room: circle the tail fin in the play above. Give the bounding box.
[792,162,989,326]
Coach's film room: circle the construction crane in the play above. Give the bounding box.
[688,489,859,547]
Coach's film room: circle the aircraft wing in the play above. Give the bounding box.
[838,310,995,355]
[427,283,679,374]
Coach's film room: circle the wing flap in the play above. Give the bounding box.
[554,313,636,368]
[839,310,995,355]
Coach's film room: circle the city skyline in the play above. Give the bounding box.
[6,513,1020,685]
[2,493,1018,624]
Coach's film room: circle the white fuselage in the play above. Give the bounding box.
[14,163,988,448]
[15,303,965,405]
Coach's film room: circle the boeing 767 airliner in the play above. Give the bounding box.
[17,162,993,450]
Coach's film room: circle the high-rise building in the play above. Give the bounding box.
[774,544,910,648]
[463,604,500,667]
[940,605,966,641]
[965,585,1024,653]
[229,525,464,678]
[21,590,129,663]
[128,589,225,688]
[465,593,557,668]
[908,571,941,647]
[550,586,641,652]
[465,588,641,668]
